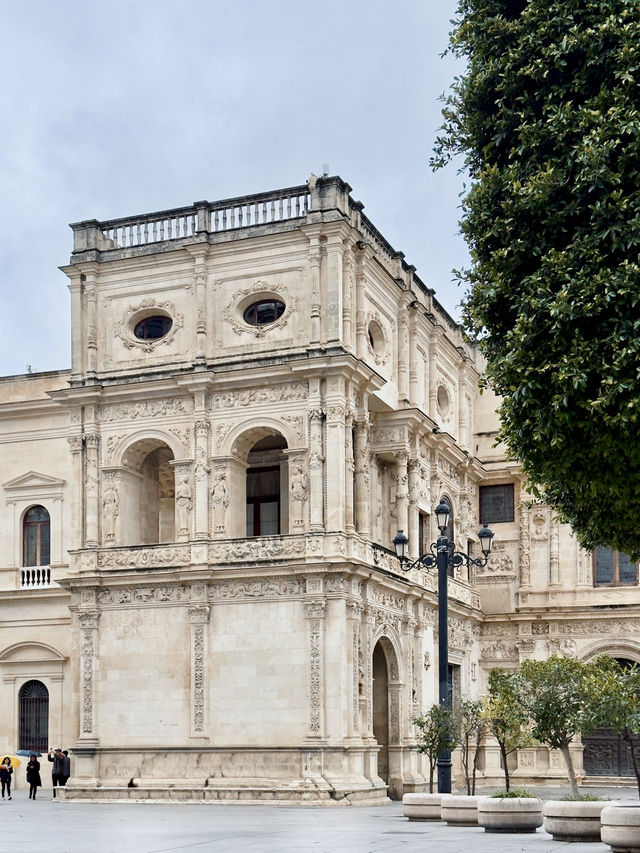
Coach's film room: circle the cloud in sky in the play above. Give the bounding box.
[0,0,468,376]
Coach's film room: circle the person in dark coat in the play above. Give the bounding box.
[48,748,65,797]
[0,757,13,799]
[26,755,42,800]
[62,750,71,785]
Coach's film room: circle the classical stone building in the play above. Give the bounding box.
[1,175,638,801]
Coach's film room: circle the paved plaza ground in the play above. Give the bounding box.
[2,785,638,853]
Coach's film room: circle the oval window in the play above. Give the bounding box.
[243,300,285,326]
[133,315,173,340]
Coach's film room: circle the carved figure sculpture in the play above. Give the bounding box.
[289,464,308,527]
[175,476,192,537]
[211,473,228,534]
[102,484,119,542]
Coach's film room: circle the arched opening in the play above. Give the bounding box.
[245,434,288,537]
[19,680,49,753]
[119,439,175,545]
[23,506,50,567]
[583,657,640,776]
[372,640,390,785]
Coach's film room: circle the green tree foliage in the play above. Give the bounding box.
[583,656,640,797]
[413,704,459,792]
[518,655,595,796]
[433,0,640,555]
[484,668,532,791]
[454,698,487,794]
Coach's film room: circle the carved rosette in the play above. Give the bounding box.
[305,599,326,738]
[77,610,100,737]
[189,604,210,737]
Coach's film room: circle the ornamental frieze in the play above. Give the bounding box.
[208,536,306,563]
[480,622,518,637]
[210,577,305,600]
[480,640,519,662]
[557,619,640,635]
[98,397,193,422]
[211,382,308,409]
[97,545,190,569]
[369,588,406,612]
[97,585,191,605]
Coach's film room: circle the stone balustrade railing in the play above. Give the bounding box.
[71,185,312,254]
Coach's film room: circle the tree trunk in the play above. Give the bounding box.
[429,758,435,793]
[560,742,580,798]
[499,741,510,792]
[623,730,640,799]
[461,735,471,795]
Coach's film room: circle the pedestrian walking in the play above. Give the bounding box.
[0,757,13,799]
[26,755,41,800]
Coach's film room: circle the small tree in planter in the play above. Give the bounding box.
[454,698,486,795]
[583,656,640,798]
[518,655,594,798]
[484,668,532,792]
[413,704,459,793]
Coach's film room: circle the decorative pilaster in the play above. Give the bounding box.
[347,600,364,738]
[307,407,325,532]
[342,246,355,352]
[84,433,100,547]
[305,583,327,740]
[519,502,532,588]
[395,451,409,541]
[398,310,410,403]
[325,382,346,531]
[308,236,322,344]
[67,432,84,550]
[355,244,367,359]
[69,275,83,381]
[407,459,420,562]
[193,254,209,362]
[189,602,211,739]
[193,420,210,538]
[345,413,355,532]
[77,609,100,742]
[550,521,560,585]
[354,414,370,537]
[84,268,98,377]
[408,304,419,406]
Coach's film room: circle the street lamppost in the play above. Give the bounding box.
[392,501,494,793]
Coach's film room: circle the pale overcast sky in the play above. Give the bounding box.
[0,0,467,377]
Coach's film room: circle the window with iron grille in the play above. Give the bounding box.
[479,484,514,524]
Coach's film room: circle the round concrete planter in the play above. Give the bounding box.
[441,794,480,826]
[477,796,543,833]
[402,792,451,821]
[543,799,611,842]
[601,803,640,852]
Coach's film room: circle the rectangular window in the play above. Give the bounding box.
[479,483,515,524]
[594,547,638,586]
[246,466,281,537]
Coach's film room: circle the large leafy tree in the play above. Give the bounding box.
[433,0,640,555]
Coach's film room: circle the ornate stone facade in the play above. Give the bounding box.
[0,176,636,801]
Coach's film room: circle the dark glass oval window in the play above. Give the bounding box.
[243,300,285,326]
[134,315,173,340]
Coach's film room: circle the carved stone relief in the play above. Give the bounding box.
[224,280,298,338]
[212,382,308,409]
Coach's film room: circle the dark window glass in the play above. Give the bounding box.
[243,300,285,326]
[246,466,280,536]
[479,484,515,524]
[594,547,638,586]
[23,505,50,567]
[133,315,172,340]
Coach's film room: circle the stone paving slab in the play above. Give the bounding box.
[1,785,638,853]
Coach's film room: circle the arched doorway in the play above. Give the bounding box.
[372,641,390,785]
[583,657,640,776]
[19,680,49,753]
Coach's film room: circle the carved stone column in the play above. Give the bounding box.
[398,309,410,404]
[68,275,83,381]
[347,600,364,739]
[308,236,322,344]
[342,246,355,352]
[307,408,325,532]
[84,433,100,547]
[305,589,327,740]
[407,459,420,561]
[67,433,84,550]
[345,414,355,533]
[550,520,560,586]
[395,451,409,541]
[519,502,532,588]
[428,336,439,422]
[354,416,370,537]
[78,609,100,743]
[325,396,346,531]
[189,602,211,740]
[325,233,344,343]
[193,420,210,538]
[193,252,208,362]
[408,305,419,406]
[84,268,98,378]
[355,244,368,359]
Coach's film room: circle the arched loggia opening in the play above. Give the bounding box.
[19,680,49,753]
[118,439,175,545]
